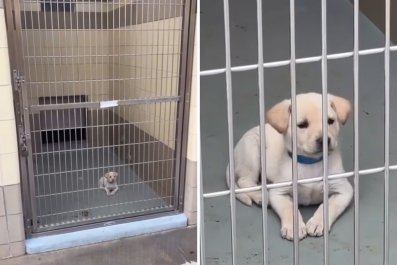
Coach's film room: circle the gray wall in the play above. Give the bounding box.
[351,0,397,42]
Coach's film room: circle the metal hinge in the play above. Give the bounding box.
[19,132,29,157]
[25,218,38,234]
[12,69,25,92]
[25,218,33,228]
[13,70,29,156]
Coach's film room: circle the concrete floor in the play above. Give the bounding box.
[201,0,397,264]
[1,227,196,265]
[35,141,167,230]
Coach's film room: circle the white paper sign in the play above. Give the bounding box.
[100,100,118,109]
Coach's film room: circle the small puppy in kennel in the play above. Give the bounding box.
[226,92,353,240]
[99,171,119,196]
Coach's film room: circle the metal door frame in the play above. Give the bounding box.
[3,0,196,237]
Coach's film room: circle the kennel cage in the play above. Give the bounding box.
[3,0,193,235]
[200,0,397,264]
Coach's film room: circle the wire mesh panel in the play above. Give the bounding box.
[6,0,188,233]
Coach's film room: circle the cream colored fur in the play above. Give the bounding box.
[226,93,353,240]
[98,171,119,196]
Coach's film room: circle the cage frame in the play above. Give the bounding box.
[4,0,196,237]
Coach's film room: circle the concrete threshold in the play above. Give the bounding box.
[2,226,197,265]
[26,213,187,254]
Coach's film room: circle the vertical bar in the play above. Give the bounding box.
[153,0,160,209]
[222,0,237,264]
[70,0,79,221]
[199,124,205,264]
[174,0,191,209]
[353,0,360,263]
[137,1,142,213]
[256,0,268,264]
[384,0,390,263]
[123,1,128,200]
[82,0,90,222]
[159,0,168,208]
[145,0,153,207]
[49,0,57,226]
[55,0,62,225]
[151,0,157,206]
[61,0,68,224]
[142,0,148,211]
[100,0,106,214]
[89,0,94,220]
[43,0,51,227]
[169,0,177,206]
[112,0,117,214]
[289,0,299,263]
[321,0,330,263]
[16,0,39,231]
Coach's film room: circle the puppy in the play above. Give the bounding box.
[226,92,353,240]
[99,172,119,196]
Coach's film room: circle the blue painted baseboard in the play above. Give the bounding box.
[26,214,187,254]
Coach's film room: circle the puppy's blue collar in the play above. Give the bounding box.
[287,151,323,165]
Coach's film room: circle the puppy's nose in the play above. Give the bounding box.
[316,137,331,147]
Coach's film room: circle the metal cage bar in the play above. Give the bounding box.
[222,0,237,264]
[353,0,360,264]
[200,46,397,76]
[320,0,330,264]
[202,165,397,198]
[256,0,269,264]
[199,134,205,265]
[384,0,391,264]
[288,0,300,263]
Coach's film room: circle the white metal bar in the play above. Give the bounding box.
[200,46,397,76]
[199,109,205,264]
[24,0,41,229]
[50,0,60,226]
[384,0,391,263]
[203,165,397,198]
[321,0,330,263]
[199,128,205,265]
[256,0,268,264]
[222,0,237,264]
[353,0,360,263]
[289,0,299,262]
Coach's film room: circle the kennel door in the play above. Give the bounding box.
[5,0,190,234]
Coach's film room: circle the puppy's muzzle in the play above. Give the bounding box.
[316,137,330,150]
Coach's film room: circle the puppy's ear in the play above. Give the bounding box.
[266,99,291,134]
[104,172,110,178]
[114,172,119,178]
[329,94,351,125]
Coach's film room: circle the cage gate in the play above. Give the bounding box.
[4,0,191,235]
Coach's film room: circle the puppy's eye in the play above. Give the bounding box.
[328,118,335,125]
[297,120,309,129]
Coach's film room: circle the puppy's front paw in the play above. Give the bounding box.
[251,192,263,206]
[306,217,325,237]
[281,221,307,241]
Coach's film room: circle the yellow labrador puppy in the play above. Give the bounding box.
[226,92,353,240]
